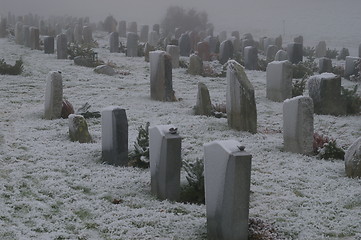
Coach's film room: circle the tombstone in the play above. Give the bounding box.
[206,26,214,37]
[315,41,326,58]
[344,56,361,78]
[44,36,55,54]
[266,60,293,102]
[0,18,7,38]
[287,43,303,64]
[337,48,349,60]
[244,46,258,70]
[263,37,275,53]
[94,65,116,76]
[118,20,127,37]
[231,37,241,54]
[204,36,219,54]
[293,35,303,44]
[179,33,191,57]
[149,125,182,201]
[139,25,149,42]
[30,27,40,50]
[231,31,240,39]
[345,137,361,178]
[194,82,212,116]
[126,32,139,57]
[275,49,288,61]
[308,73,345,115]
[166,45,180,68]
[65,28,74,43]
[73,24,82,43]
[44,71,63,120]
[128,21,137,34]
[148,31,160,47]
[283,96,314,155]
[266,45,278,62]
[275,35,282,49]
[197,41,210,61]
[23,25,31,48]
[82,26,93,44]
[109,31,120,53]
[56,34,68,59]
[318,57,332,74]
[149,51,175,101]
[219,40,233,65]
[188,31,200,51]
[241,39,255,54]
[15,22,23,45]
[55,23,62,35]
[174,28,183,40]
[101,106,128,166]
[144,43,155,62]
[218,31,227,43]
[152,24,160,34]
[68,114,93,143]
[188,54,203,75]
[204,139,252,240]
[39,20,47,35]
[226,60,257,133]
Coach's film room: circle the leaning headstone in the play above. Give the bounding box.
[266,45,278,62]
[315,41,326,58]
[179,33,191,57]
[15,22,23,45]
[68,114,93,143]
[109,32,120,53]
[275,49,288,61]
[283,96,314,155]
[148,31,160,47]
[118,20,127,37]
[56,34,68,59]
[287,43,303,64]
[219,40,233,65]
[197,41,211,61]
[337,48,349,60]
[23,25,31,48]
[188,54,203,75]
[30,27,40,50]
[344,56,361,78]
[266,60,293,102]
[128,21,137,33]
[244,46,258,70]
[318,57,332,74]
[82,26,93,44]
[101,106,128,166]
[44,71,63,120]
[126,32,139,57]
[139,25,149,42]
[166,45,180,68]
[44,36,55,54]
[194,82,212,116]
[345,137,361,178]
[204,139,252,240]
[94,65,116,76]
[308,73,345,115]
[226,60,257,133]
[149,51,175,101]
[149,125,182,201]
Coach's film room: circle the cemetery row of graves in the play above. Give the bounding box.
[0,12,360,239]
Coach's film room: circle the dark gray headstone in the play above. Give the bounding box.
[204,36,219,54]
[44,36,55,54]
[15,22,23,45]
[140,25,149,42]
[244,46,258,70]
[23,25,31,48]
[188,54,203,75]
[126,32,139,57]
[318,57,332,74]
[287,43,303,64]
[30,27,40,50]
[266,45,278,62]
[219,40,233,65]
[179,33,191,57]
[109,32,120,53]
[118,20,127,37]
[56,34,68,59]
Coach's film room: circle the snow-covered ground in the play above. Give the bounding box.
[0,31,360,239]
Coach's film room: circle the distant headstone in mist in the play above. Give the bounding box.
[82,26,93,44]
[219,40,233,65]
[118,21,127,37]
[179,33,191,57]
[275,50,288,61]
[148,31,160,47]
[244,46,258,70]
[15,22,23,45]
[188,54,203,76]
[44,36,55,54]
[318,57,332,74]
[287,43,303,64]
[266,45,278,62]
[30,27,40,50]
[197,41,211,61]
[126,32,139,57]
[109,32,120,53]
[56,34,68,59]
[128,21,137,34]
[166,45,180,68]
[315,41,327,58]
[345,56,361,78]
[140,25,149,43]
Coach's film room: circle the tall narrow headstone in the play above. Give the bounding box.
[345,56,361,78]
[283,96,314,155]
[15,22,23,45]
[73,24,82,43]
[126,32,139,57]
[101,106,128,166]
[275,35,282,49]
[0,18,7,38]
[148,31,160,47]
[287,43,303,64]
[23,25,31,48]
[219,40,233,65]
[359,44,361,58]
[197,41,211,61]
[30,27,40,50]
[149,51,175,101]
[153,24,160,34]
[204,139,252,240]
[140,25,149,42]
[44,36,55,54]
[266,45,278,62]
[179,33,191,57]
[263,37,275,53]
[82,26,93,44]
[226,60,257,133]
[166,45,180,68]
[118,20,126,37]
[318,57,332,74]
[65,28,74,43]
[128,21,137,33]
[315,41,326,58]
[109,32,120,53]
[266,60,293,102]
[44,71,63,120]
[56,34,68,59]
[194,82,212,116]
[244,46,258,70]
[149,125,182,201]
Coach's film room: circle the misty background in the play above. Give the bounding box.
[1,0,361,54]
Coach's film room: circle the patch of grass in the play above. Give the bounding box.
[74,209,92,220]
[0,58,24,75]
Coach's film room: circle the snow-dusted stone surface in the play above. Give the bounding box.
[126,32,139,57]
[68,114,92,143]
[149,50,175,101]
[226,60,257,133]
[44,71,63,120]
[166,45,180,68]
[244,46,258,70]
[318,57,332,74]
[266,45,278,62]
[101,106,128,166]
[219,39,233,65]
[274,49,288,61]
[82,26,93,44]
[344,56,360,78]
[56,33,68,59]
[148,31,159,47]
[287,42,303,64]
[345,137,361,178]
[308,73,345,115]
[188,54,203,76]
[29,27,40,50]
[149,125,181,201]
[44,36,54,54]
[283,96,314,155]
[194,82,212,116]
[204,139,251,240]
[94,65,116,76]
[109,32,120,53]
[266,60,293,102]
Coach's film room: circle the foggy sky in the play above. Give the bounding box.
[2,0,361,52]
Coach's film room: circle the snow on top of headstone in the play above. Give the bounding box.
[101,106,123,112]
[310,72,337,80]
[269,60,290,65]
[150,125,176,137]
[283,95,310,103]
[204,139,242,154]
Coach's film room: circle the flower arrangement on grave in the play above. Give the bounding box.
[179,158,205,204]
[313,133,345,160]
[128,122,150,168]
